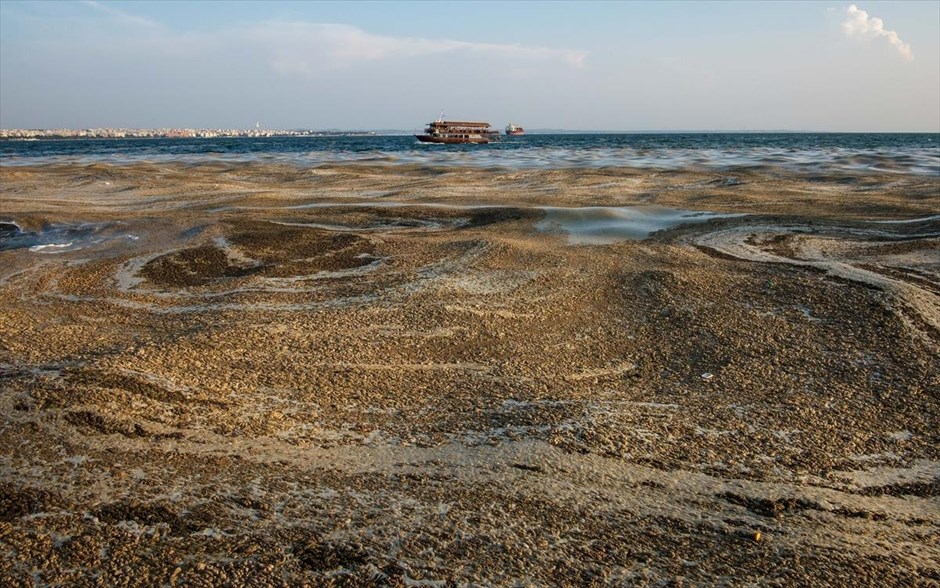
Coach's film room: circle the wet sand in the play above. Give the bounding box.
[1,163,938,586]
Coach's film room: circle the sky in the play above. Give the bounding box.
[1,1,938,132]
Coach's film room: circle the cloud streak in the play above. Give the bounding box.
[842,4,913,61]
[74,5,587,76]
[239,22,587,76]
[79,0,160,29]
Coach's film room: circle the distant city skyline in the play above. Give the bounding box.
[1,1,938,132]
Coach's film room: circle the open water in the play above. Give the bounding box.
[2,133,938,175]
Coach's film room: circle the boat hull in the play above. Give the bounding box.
[415,134,492,144]
[505,130,525,136]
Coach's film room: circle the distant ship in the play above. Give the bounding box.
[505,123,525,136]
[415,118,499,144]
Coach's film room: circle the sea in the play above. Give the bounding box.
[1,133,938,175]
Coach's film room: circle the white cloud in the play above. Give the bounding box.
[842,4,913,61]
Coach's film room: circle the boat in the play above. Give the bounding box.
[415,118,499,144]
[505,123,525,136]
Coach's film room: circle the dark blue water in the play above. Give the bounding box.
[2,133,938,175]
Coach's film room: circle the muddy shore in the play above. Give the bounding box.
[1,163,938,586]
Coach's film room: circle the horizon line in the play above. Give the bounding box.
[3,128,939,134]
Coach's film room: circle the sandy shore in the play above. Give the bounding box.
[1,163,938,586]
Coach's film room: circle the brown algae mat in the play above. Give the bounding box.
[1,163,938,586]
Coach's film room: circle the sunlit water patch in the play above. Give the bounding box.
[539,206,744,244]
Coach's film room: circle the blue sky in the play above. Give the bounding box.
[1,1,937,131]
